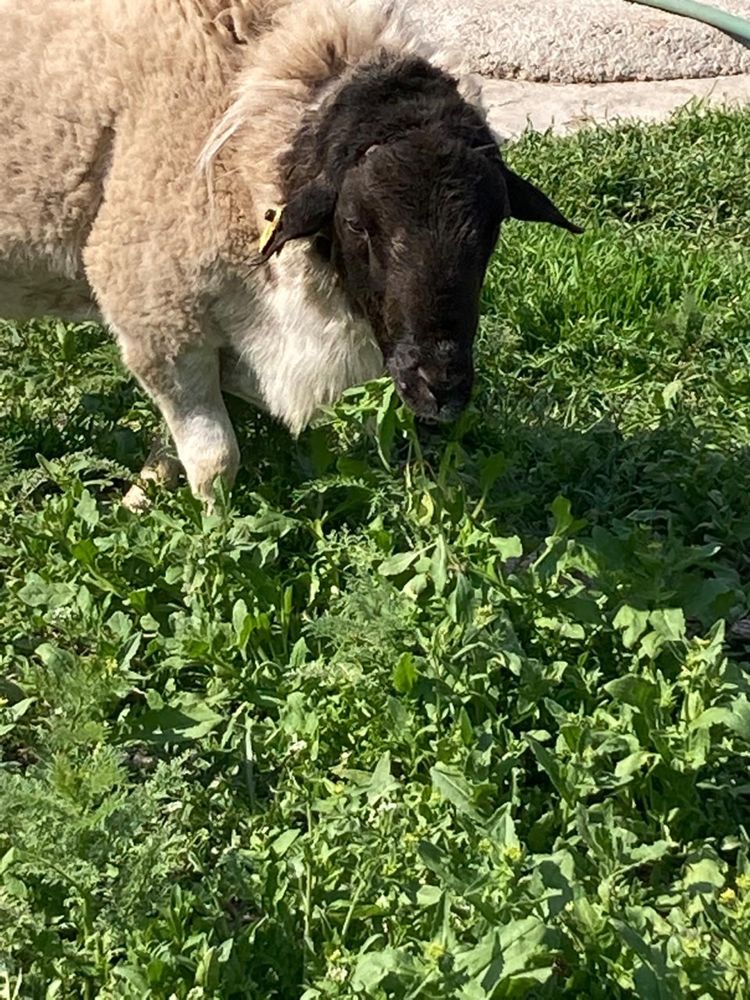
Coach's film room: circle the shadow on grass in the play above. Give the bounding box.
[5,381,144,474]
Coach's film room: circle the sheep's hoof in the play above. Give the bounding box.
[121,434,182,513]
[122,482,152,513]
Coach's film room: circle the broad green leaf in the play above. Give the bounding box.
[430,762,480,819]
[379,551,418,577]
[692,697,750,742]
[138,614,159,632]
[455,918,552,992]
[447,573,473,624]
[244,509,298,538]
[0,847,17,876]
[492,535,523,561]
[375,381,397,468]
[550,495,586,536]
[416,885,444,907]
[551,495,574,533]
[614,922,678,1000]
[367,751,398,804]
[489,803,520,849]
[527,737,573,804]
[454,932,498,979]
[649,608,686,642]
[615,751,652,780]
[35,643,76,671]
[270,829,302,858]
[479,452,507,495]
[613,605,650,649]
[497,916,552,980]
[18,575,76,610]
[458,707,474,747]
[430,536,449,595]
[9,697,35,722]
[75,490,100,528]
[630,840,672,864]
[124,698,223,744]
[682,855,725,893]
[232,598,249,637]
[351,948,404,991]
[634,964,680,1000]
[418,840,455,885]
[393,653,417,694]
[403,572,428,600]
[605,675,659,711]
[289,637,308,667]
[535,616,586,640]
[662,379,682,409]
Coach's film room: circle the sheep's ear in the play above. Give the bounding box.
[503,166,583,234]
[260,180,337,259]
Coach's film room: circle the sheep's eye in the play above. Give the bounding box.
[345,218,367,238]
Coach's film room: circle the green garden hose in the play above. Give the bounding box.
[629,0,750,46]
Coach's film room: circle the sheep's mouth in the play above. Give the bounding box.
[388,362,472,424]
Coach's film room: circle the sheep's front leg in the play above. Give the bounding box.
[121,338,240,503]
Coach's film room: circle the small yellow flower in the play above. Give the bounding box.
[474,605,495,628]
[504,845,523,863]
[423,941,446,962]
[683,937,701,956]
[736,874,750,893]
[719,888,737,905]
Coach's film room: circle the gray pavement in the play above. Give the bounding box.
[414,0,750,82]
[409,0,750,136]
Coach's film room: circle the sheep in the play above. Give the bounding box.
[0,0,580,503]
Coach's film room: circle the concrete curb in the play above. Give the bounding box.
[483,72,750,138]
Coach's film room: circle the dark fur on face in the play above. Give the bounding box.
[262,55,582,422]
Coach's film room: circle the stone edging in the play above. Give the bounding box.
[482,72,750,138]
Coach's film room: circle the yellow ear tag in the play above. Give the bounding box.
[259,207,282,254]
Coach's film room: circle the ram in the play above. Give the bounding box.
[0,0,580,501]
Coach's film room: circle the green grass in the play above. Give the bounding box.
[2,105,750,999]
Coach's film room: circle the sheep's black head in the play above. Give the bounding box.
[261,58,582,423]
